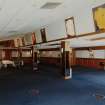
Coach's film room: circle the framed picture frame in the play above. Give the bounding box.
[93,4,105,32]
[65,17,76,37]
[32,32,36,45]
[40,28,47,42]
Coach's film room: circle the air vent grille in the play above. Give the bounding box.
[8,31,18,33]
[41,2,62,9]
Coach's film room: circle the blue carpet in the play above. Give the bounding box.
[0,66,105,105]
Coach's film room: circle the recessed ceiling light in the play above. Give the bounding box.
[41,2,62,9]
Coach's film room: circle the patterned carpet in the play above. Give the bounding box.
[0,66,105,105]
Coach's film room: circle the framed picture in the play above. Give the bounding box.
[40,28,47,42]
[17,38,21,47]
[32,32,36,45]
[65,17,76,37]
[22,37,25,46]
[93,4,105,32]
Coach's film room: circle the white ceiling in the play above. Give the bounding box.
[0,0,104,39]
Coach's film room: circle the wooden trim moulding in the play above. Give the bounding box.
[75,46,105,50]
[35,30,105,45]
[39,48,60,51]
[3,30,105,48]
[76,30,105,38]
[76,58,105,60]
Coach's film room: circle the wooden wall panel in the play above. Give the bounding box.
[21,57,33,64]
[39,57,61,66]
[4,49,11,60]
[70,50,76,66]
[39,49,76,67]
[76,58,105,69]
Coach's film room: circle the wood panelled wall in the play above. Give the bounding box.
[39,57,61,66]
[39,49,76,66]
[39,49,61,66]
[70,50,76,66]
[0,48,33,65]
[76,58,105,69]
[12,57,33,65]
[75,46,105,70]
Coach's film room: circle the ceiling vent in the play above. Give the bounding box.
[8,31,18,34]
[41,2,62,9]
[8,31,18,33]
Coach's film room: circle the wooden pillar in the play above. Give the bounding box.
[18,47,22,61]
[18,47,22,69]
[32,46,39,71]
[5,49,11,60]
[32,46,34,61]
[61,41,72,80]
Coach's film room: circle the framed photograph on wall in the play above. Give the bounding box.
[17,38,21,47]
[32,32,36,45]
[40,28,47,42]
[22,37,25,46]
[65,17,76,37]
[93,4,105,32]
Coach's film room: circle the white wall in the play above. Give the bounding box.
[35,2,105,41]
[94,50,105,59]
[34,1,105,48]
[76,50,105,59]
[35,29,42,43]
[22,51,32,57]
[44,7,95,40]
[24,33,32,45]
[35,19,67,42]
[74,1,105,35]
[76,50,90,58]
[40,51,61,58]
[74,8,95,35]
[45,19,67,41]
[35,1,105,59]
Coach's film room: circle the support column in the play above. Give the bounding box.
[61,41,72,80]
[18,47,22,70]
[5,49,11,60]
[32,46,39,71]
